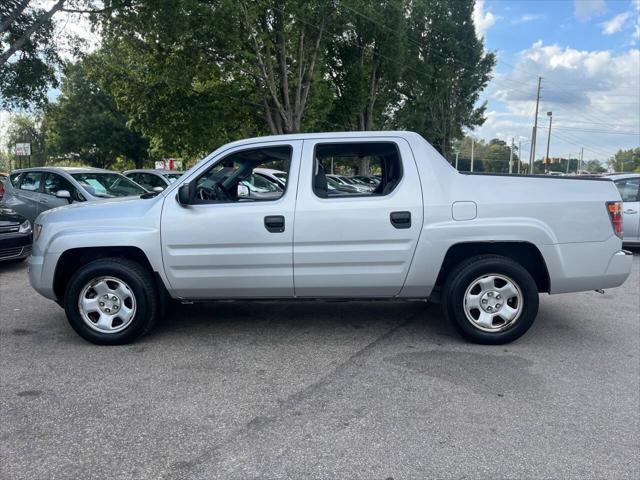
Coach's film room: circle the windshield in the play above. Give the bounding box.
[71,173,147,198]
[163,173,183,183]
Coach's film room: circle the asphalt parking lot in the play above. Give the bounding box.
[1,254,639,480]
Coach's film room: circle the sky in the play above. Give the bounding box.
[2,0,640,164]
[471,0,640,162]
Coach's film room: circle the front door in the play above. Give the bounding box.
[293,137,423,297]
[161,141,302,299]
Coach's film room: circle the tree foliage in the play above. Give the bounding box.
[1,0,64,109]
[609,147,640,173]
[4,112,48,168]
[46,60,148,168]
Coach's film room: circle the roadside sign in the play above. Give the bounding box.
[15,143,31,156]
[155,159,183,170]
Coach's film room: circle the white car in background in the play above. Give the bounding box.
[607,173,639,246]
[123,169,184,192]
[253,168,288,188]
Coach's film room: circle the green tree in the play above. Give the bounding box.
[1,1,63,109]
[609,148,640,173]
[4,112,48,168]
[325,0,406,131]
[394,0,495,158]
[47,60,149,169]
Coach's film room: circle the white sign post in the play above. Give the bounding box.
[15,143,31,156]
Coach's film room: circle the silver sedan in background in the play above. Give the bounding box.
[1,167,148,223]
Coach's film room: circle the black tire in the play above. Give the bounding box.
[64,257,159,345]
[442,254,539,345]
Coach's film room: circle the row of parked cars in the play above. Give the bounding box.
[0,165,389,263]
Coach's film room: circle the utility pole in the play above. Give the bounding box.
[579,147,584,175]
[545,111,553,174]
[470,138,475,172]
[509,138,514,174]
[455,151,459,170]
[529,76,543,168]
[566,152,571,174]
[518,140,522,174]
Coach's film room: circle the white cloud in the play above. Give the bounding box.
[574,0,607,22]
[473,0,497,39]
[513,14,545,25]
[601,12,631,35]
[474,42,640,161]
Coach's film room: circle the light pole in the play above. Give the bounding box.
[544,111,552,174]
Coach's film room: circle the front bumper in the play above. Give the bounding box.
[28,252,59,300]
[0,233,32,262]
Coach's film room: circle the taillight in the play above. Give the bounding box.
[606,201,623,238]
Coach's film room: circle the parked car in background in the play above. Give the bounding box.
[123,169,183,192]
[241,173,284,200]
[2,167,148,223]
[0,172,7,200]
[353,175,381,187]
[253,168,288,188]
[326,175,360,194]
[326,174,372,193]
[28,131,632,346]
[0,207,32,263]
[607,173,639,246]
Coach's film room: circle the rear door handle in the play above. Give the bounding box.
[264,215,285,233]
[390,211,411,229]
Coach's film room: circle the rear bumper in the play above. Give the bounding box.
[541,237,633,294]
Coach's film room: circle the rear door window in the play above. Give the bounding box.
[18,172,43,192]
[312,142,403,198]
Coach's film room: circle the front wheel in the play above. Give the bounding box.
[442,255,539,344]
[64,258,159,345]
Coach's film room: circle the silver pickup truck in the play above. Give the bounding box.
[28,132,633,345]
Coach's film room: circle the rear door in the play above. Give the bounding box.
[13,171,44,222]
[293,138,423,297]
[615,177,640,242]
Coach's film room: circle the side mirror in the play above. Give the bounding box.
[237,183,250,198]
[56,190,72,203]
[153,186,164,193]
[177,182,193,206]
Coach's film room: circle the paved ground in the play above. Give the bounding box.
[1,254,639,479]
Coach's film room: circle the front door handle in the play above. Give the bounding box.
[390,211,411,229]
[264,215,285,233]
[624,209,637,214]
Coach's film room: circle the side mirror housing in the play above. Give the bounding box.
[177,182,193,206]
[237,183,250,198]
[153,186,164,193]
[56,190,72,203]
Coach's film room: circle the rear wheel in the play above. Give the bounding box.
[64,258,158,345]
[442,255,539,344]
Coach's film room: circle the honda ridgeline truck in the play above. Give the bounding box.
[27,132,633,345]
